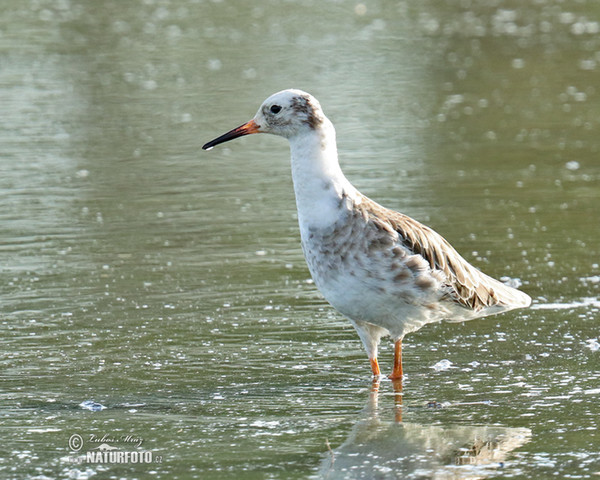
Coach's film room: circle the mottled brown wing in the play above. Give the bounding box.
[362,197,530,311]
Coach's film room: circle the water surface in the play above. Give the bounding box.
[1,1,599,478]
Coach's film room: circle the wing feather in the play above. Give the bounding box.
[359,196,531,311]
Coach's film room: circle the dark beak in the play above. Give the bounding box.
[202,119,261,150]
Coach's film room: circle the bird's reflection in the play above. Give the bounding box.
[369,377,404,423]
[319,379,530,479]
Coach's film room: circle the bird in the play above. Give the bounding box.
[203,89,531,379]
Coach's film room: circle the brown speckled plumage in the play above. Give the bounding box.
[354,194,527,311]
[302,191,529,336]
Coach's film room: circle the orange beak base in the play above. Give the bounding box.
[202,119,260,150]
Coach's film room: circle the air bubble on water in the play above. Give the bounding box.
[571,22,586,35]
[540,20,552,33]
[250,420,280,428]
[153,7,169,21]
[166,25,182,43]
[208,59,222,71]
[586,21,600,33]
[79,400,106,411]
[431,359,454,371]
[142,80,157,90]
[579,59,596,70]
[565,160,580,171]
[559,12,575,24]
[354,3,367,16]
[512,58,525,69]
[242,68,257,80]
[580,275,600,284]
[585,339,599,352]
[112,20,131,34]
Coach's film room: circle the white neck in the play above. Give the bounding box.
[288,119,358,236]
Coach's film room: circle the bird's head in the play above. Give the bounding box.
[202,89,325,150]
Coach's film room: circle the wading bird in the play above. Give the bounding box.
[203,89,531,379]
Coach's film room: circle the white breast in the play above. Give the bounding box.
[300,207,453,339]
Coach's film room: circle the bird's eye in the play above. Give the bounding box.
[270,105,282,114]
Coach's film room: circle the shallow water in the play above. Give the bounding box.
[1,1,599,478]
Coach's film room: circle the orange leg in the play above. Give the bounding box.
[388,339,403,380]
[370,357,381,377]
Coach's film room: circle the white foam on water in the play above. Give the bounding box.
[531,297,600,310]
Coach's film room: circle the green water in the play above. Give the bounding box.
[1,1,599,478]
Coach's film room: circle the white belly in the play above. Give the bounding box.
[301,232,454,339]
